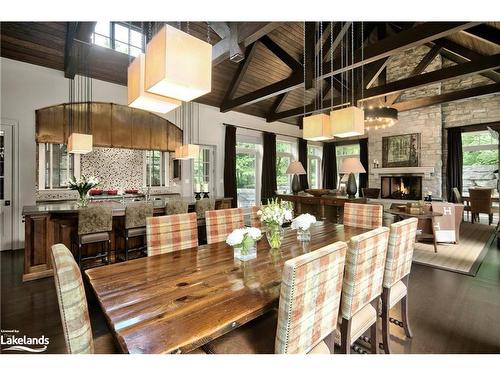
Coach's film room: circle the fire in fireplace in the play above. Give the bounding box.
[381,176,422,200]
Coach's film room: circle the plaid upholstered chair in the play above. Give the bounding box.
[205,208,244,244]
[117,202,153,261]
[166,200,189,215]
[204,241,348,354]
[146,213,198,255]
[343,202,383,229]
[380,218,418,354]
[250,206,261,228]
[336,227,389,354]
[195,198,215,222]
[72,205,113,268]
[51,244,117,354]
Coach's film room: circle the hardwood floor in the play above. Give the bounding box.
[1,242,500,354]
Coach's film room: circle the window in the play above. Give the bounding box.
[307,145,322,189]
[236,140,262,208]
[336,143,361,191]
[145,150,169,187]
[38,143,80,189]
[193,145,216,195]
[92,22,144,57]
[276,141,295,193]
[462,130,498,194]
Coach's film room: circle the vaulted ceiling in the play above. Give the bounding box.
[1,21,499,126]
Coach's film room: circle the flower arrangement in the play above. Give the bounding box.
[226,227,262,261]
[67,175,99,207]
[291,213,317,242]
[257,198,293,249]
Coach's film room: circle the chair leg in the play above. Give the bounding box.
[381,289,391,354]
[370,322,378,355]
[125,235,129,261]
[77,243,83,268]
[340,319,351,354]
[107,239,111,264]
[489,214,493,225]
[401,294,413,339]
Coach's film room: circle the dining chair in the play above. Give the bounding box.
[452,187,470,221]
[204,241,348,354]
[72,205,113,269]
[146,213,198,255]
[205,207,244,244]
[336,226,390,354]
[117,202,153,261]
[380,218,418,354]
[166,200,189,215]
[50,244,117,354]
[250,206,261,228]
[343,202,383,229]
[469,188,494,224]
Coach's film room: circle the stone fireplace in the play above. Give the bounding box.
[381,176,423,200]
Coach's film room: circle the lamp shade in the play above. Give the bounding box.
[68,133,93,154]
[330,106,365,138]
[339,157,366,174]
[175,144,200,159]
[286,161,306,175]
[303,113,333,141]
[145,24,212,102]
[128,53,181,114]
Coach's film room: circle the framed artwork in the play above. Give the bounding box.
[382,133,420,168]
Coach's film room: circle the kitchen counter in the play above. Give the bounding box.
[22,197,232,282]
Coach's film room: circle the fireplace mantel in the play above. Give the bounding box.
[370,167,435,178]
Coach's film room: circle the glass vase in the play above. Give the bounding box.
[233,243,257,261]
[266,225,284,249]
[297,228,311,242]
[77,192,89,207]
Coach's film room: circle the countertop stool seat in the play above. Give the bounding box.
[117,202,153,261]
[72,205,113,269]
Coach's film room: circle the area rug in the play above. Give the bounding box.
[412,222,496,276]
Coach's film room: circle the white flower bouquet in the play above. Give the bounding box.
[257,198,293,249]
[291,213,317,242]
[226,227,262,261]
[67,175,99,207]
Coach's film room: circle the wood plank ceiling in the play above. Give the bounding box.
[1,21,499,126]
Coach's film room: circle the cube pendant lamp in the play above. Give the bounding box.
[145,24,212,102]
[68,133,93,154]
[330,106,365,138]
[303,113,333,141]
[175,144,200,160]
[128,53,181,114]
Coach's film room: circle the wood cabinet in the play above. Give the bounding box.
[35,102,181,152]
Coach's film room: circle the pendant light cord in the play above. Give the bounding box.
[303,22,306,118]
[330,21,333,110]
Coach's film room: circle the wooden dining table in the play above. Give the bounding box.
[84,221,369,354]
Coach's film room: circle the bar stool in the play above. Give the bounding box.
[72,205,113,269]
[117,201,153,261]
[166,200,189,215]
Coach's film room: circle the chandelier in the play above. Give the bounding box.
[364,106,398,131]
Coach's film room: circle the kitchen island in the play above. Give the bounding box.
[22,197,232,282]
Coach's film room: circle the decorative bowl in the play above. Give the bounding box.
[304,189,330,197]
[89,188,103,196]
[125,189,139,194]
[106,189,118,195]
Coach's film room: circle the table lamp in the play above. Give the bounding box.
[286,161,306,195]
[339,158,366,198]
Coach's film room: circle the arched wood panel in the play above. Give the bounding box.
[35,102,182,152]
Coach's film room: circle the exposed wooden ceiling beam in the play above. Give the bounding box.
[304,22,316,90]
[64,22,96,79]
[392,82,500,112]
[212,22,282,66]
[267,95,345,123]
[461,24,500,48]
[260,35,301,71]
[385,44,442,105]
[267,92,290,118]
[362,53,500,101]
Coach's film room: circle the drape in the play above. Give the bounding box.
[298,138,309,190]
[223,125,238,207]
[446,127,463,202]
[261,132,277,202]
[322,142,337,190]
[359,138,369,192]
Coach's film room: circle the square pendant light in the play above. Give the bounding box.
[128,53,181,114]
[330,106,365,138]
[145,24,212,102]
[175,144,200,160]
[303,113,333,141]
[68,133,93,154]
